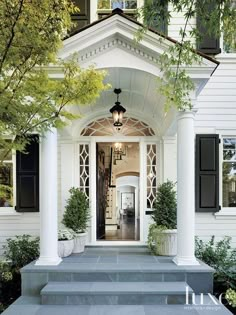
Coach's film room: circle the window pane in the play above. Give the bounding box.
[125,1,137,9]
[146,144,157,209]
[223,138,236,160]
[0,163,13,207]
[97,0,137,9]
[0,141,12,161]
[223,162,236,207]
[112,0,124,9]
[224,39,236,53]
[223,0,236,53]
[98,0,110,9]
[79,144,90,199]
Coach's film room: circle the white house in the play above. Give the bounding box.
[1,0,236,268]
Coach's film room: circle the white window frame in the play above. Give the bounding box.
[90,0,144,23]
[219,0,236,54]
[0,149,18,215]
[97,0,139,10]
[146,143,158,210]
[216,132,236,218]
[220,33,236,54]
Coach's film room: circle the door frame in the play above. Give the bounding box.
[90,136,146,245]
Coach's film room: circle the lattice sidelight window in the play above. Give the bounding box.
[79,144,90,199]
[146,144,157,209]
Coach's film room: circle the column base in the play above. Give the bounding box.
[35,256,62,266]
[173,255,200,266]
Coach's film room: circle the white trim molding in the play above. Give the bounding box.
[216,130,236,218]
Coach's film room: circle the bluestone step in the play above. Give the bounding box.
[21,265,214,295]
[41,281,193,305]
[2,296,233,315]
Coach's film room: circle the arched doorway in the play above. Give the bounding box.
[96,143,140,241]
[77,115,159,245]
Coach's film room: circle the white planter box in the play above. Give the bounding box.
[154,229,177,256]
[73,233,87,253]
[58,239,74,258]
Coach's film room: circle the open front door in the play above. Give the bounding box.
[96,144,106,239]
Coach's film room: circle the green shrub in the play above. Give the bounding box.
[226,288,236,308]
[58,228,74,240]
[62,187,90,233]
[152,180,177,229]
[0,261,12,282]
[147,181,177,254]
[0,264,21,313]
[3,235,39,270]
[147,223,159,254]
[0,235,39,313]
[0,184,13,206]
[195,236,236,292]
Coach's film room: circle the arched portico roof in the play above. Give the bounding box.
[52,9,218,137]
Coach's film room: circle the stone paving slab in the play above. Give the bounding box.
[22,261,214,273]
[21,246,214,273]
[41,281,192,295]
[2,302,233,315]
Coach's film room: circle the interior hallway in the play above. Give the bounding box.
[105,216,140,241]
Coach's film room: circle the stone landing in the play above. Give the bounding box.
[1,246,233,315]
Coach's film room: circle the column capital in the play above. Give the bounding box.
[177,109,197,121]
[162,135,177,142]
[41,127,58,138]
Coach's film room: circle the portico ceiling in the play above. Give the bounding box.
[76,67,166,136]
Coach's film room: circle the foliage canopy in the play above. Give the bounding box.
[0,0,108,160]
[139,0,236,110]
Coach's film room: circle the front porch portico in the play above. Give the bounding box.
[35,110,199,267]
[35,10,218,267]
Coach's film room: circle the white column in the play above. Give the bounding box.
[90,138,97,244]
[35,128,62,266]
[173,111,199,266]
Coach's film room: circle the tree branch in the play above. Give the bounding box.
[0,0,25,73]
[173,0,195,89]
[0,48,34,95]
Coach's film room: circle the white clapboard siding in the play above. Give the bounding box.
[168,3,196,43]
[196,214,236,248]
[0,213,40,257]
[0,141,63,258]
[195,57,236,248]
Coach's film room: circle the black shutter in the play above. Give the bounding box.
[16,135,39,212]
[71,0,90,31]
[195,134,219,212]
[196,1,221,54]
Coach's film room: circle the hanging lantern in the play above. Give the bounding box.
[110,88,126,127]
